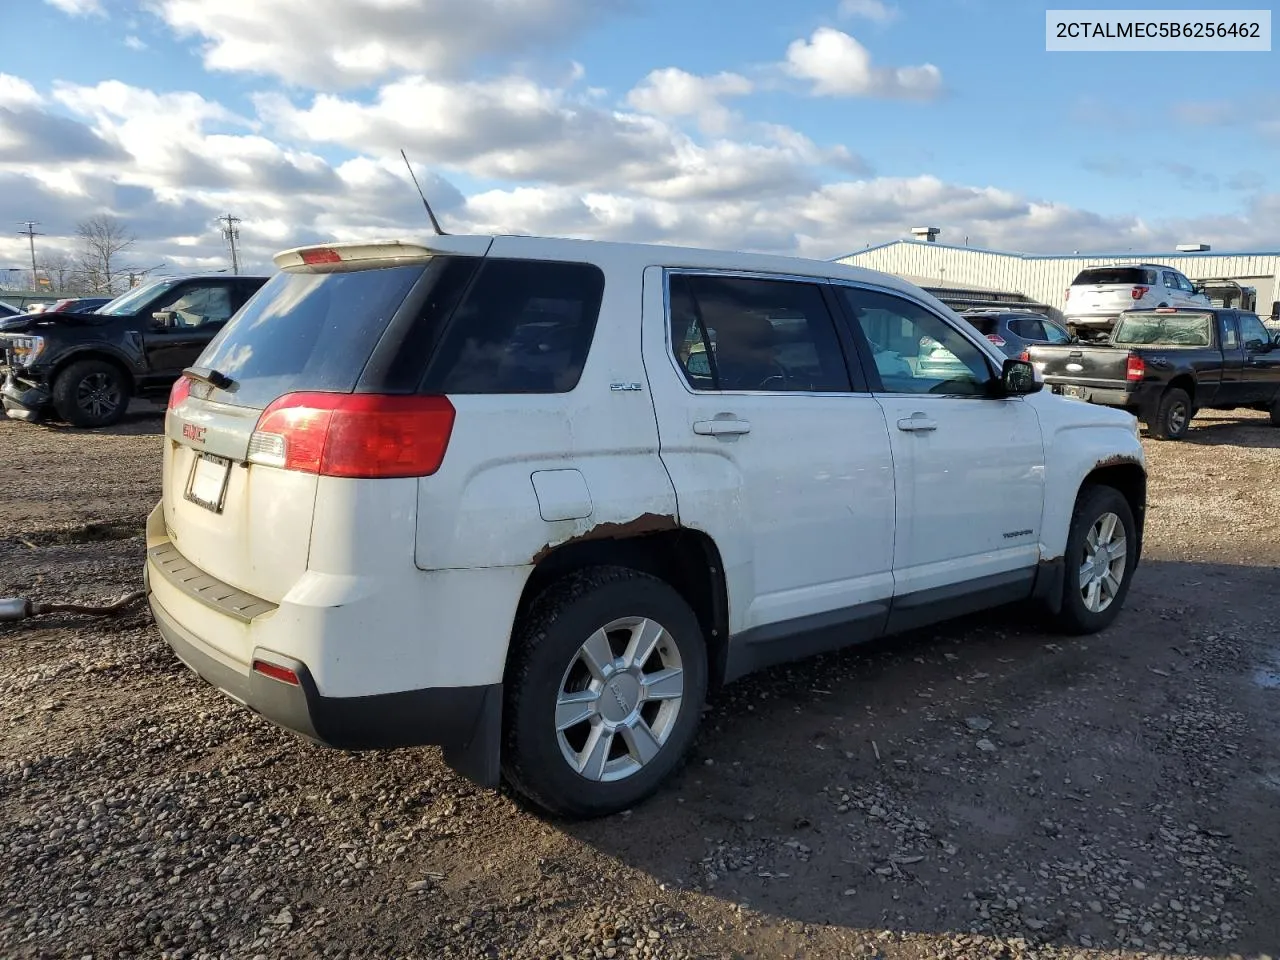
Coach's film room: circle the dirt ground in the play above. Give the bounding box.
[1,405,1278,960]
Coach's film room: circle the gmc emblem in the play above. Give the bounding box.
[182,422,206,444]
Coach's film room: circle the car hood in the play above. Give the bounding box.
[0,311,108,333]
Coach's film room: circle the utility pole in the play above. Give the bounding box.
[18,221,42,287]
[217,214,242,275]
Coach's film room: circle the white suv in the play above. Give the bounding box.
[1064,264,1210,337]
[146,235,1147,818]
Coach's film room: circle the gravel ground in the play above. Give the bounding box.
[1,406,1278,960]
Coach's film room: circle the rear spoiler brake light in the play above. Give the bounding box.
[273,236,494,272]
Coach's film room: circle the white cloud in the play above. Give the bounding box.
[1,74,1277,288]
[626,68,753,134]
[256,75,858,200]
[838,0,898,23]
[42,0,103,14]
[152,0,627,87]
[784,27,941,99]
[124,35,147,51]
[0,74,42,109]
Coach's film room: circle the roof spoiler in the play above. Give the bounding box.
[273,237,493,273]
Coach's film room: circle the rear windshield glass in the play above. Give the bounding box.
[1111,312,1213,347]
[1072,267,1154,286]
[964,316,997,334]
[197,263,426,409]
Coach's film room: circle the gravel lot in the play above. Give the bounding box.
[2,406,1278,960]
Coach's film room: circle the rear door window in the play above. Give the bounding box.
[1222,315,1240,349]
[668,273,852,393]
[422,259,605,394]
[1009,317,1046,340]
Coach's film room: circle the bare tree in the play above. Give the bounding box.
[76,215,137,294]
[36,251,85,295]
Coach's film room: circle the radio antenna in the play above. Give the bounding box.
[400,149,447,236]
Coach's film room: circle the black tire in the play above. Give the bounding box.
[1270,395,1280,427]
[51,358,131,427]
[502,565,708,819]
[1147,387,1191,440]
[1053,485,1138,635]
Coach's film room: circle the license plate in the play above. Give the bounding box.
[185,453,231,513]
[1063,384,1085,399]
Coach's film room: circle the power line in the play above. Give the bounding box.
[217,214,242,275]
[18,221,42,285]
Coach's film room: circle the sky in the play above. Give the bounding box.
[0,0,1276,281]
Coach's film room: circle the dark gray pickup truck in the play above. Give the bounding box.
[1028,307,1280,440]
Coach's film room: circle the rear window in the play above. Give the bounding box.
[1111,312,1213,347]
[197,263,427,409]
[964,316,998,335]
[1072,267,1155,286]
[421,258,605,394]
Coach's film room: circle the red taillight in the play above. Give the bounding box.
[249,393,456,478]
[299,248,342,265]
[252,660,300,686]
[168,375,193,410]
[1019,350,1031,362]
[1126,354,1145,381]
[1064,288,1070,302]
[1131,285,1149,300]
[986,334,1007,346]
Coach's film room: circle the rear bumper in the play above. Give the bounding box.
[1063,315,1119,328]
[1046,381,1164,418]
[1048,383,1134,407]
[149,588,502,783]
[144,510,511,786]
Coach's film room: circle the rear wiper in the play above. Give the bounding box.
[183,366,235,391]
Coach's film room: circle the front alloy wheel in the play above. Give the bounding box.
[1078,511,1127,614]
[1055,484,1138,634]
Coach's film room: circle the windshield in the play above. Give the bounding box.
[1112,312,1213,347]
[1072,267,1154,286]
[96,278,183,316]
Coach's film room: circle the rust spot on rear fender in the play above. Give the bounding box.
[531,512,678,565]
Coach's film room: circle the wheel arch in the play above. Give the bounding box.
[49,349,137,394]
[510,526,731,692]
[1079,460,1146,566]
[1165,374,1196,406]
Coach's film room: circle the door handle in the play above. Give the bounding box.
[693,418,751,436]
[897,414,937,433]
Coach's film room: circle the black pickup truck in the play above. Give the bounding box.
[1,273,266,427]
[1029,307,1280,440]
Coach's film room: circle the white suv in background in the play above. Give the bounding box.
[146,235,1147,818]
[1064,263,1210,338]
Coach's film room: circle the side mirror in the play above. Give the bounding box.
[151,310,176,329]
[999,357,1042,396]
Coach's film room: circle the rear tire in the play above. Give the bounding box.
[502,566,708,819]
[51,358,131,428]
[1269,396,1280,427]
[1147,387,1191,440]
[1053,485,1138,635]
